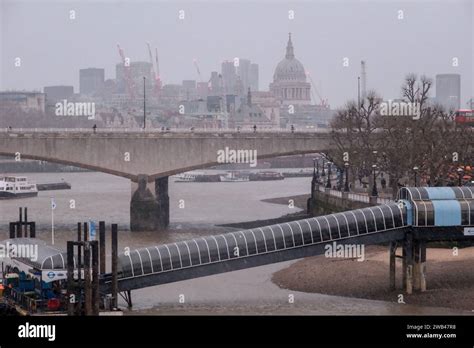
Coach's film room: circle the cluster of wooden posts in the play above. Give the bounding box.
[389,232,427,294]
[66,222,118,315]
[9,207,36,238]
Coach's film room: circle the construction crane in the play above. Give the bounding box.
[155,47,162,92]
[117,43,135,99]
[146,42,156,79]
[193,58,203,82]
[306,71,328,107]
[146,42,162,97]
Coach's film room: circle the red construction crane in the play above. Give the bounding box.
[117,43,135,99]
[155,47,162,93]
[146,42,162,98]
[306,70,328,107]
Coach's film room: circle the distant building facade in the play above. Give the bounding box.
[252,91,280,127]
[209,72,222,95]
[182,80,197,101]
[43,85,74,104]
[221,61,237,95]
[0,91,46,113]
[79,68,105,95]
[435,74,461,111]
[221,58,259,96]
[249,63,259,91]
[196,82,210,99]
[229,89,277,129]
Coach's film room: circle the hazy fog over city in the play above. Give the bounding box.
[1,0,472,108]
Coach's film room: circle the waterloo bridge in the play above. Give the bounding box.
[0,128,334,231]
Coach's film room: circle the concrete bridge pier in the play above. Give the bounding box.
[130,175,169,232]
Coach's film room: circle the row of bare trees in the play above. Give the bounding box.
[329,74,473,198]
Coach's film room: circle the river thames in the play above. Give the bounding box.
[0,171,466,315]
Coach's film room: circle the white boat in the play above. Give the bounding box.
[174,172,205,182]
[219,171,249,182]
[0,176,38,199]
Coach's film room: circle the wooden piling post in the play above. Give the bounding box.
[84,222,88,241]
[30,222,36,238]
[77,223,82,282]
[84,242,92,315]
[24,207,28,236]
[99,221,106,274]
[9,222,15,239]
[67,241,75,316]
[17,208,22,238]
[111,224,118,309]
[389,241,397,290]
[91,241,100,315]
[126,290,132,308]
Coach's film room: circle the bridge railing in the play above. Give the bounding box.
[317,185,395,204]
[0,127,331,134]
[348,192,370,203]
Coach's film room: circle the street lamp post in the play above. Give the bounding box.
[143,76,146,129]
[371,164,378,197]
[326,163,332,189]
[344,162,350,192]
[413,166,419,187]
[311,158,318,198]
[457,168,464,186]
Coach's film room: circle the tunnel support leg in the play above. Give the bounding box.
[413,240,427,292]
[130,175,169,231]
[119,291,133,308]
[404,233,414,295]
[389,241,397,291]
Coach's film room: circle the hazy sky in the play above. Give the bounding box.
[1,0,472,108]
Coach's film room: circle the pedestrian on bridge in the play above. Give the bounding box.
[253,125,257,133]
[92,124,97,134]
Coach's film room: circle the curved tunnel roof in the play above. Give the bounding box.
[398,187,474,201]
[118,202,406,279]
[398,187,474,227]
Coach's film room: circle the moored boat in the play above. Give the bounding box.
[0,176,38,199]
[219,171,250,182]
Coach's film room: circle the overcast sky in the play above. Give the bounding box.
[1,0,472,108]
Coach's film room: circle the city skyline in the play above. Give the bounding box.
[1,0,472,108]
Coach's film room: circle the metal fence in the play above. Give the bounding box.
[0,127,332,134]
[317,185,395,205]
